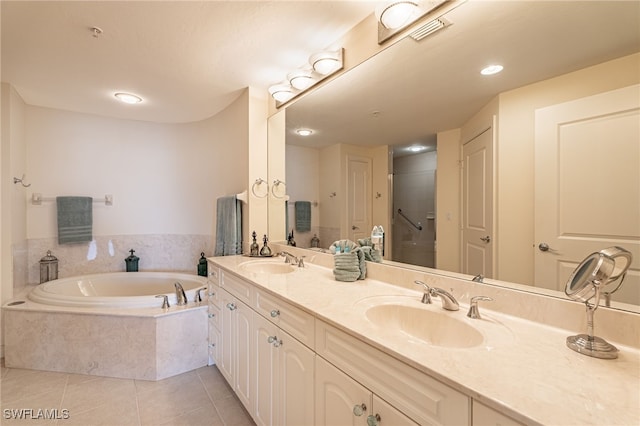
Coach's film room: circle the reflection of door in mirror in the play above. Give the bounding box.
[534,84,640,306]
[347,155,372,243]
[462,126,494,278]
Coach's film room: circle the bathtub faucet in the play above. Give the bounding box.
[174,282,187,305]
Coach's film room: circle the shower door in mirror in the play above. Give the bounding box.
[534,84,640,305]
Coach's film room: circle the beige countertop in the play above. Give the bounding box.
[210,255,640,426]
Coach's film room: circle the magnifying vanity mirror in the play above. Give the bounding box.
[269,1,640,312]
[565,247,633,359]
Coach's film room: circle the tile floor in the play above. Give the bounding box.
[0,361,255,426]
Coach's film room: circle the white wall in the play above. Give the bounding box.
[286,144,321,246]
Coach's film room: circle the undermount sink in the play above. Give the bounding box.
[365,304,484,348]
[239,260,295,275]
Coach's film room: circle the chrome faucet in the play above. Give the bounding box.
[279,251,305,267]
[414,281,432,304]
[472,274,484,283]
[174,282,187,306]
[430,287,459,311]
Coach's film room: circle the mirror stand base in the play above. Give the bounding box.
[566,334,618,359]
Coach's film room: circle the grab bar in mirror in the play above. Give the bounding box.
[397,208,423,231]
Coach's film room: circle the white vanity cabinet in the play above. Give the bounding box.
[218,280,254,411]
[206,263,220,365]
[315,356,418,426]
[253,313,314,426]
[472,401,525,426]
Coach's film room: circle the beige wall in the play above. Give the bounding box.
[435,128,461,272]
[496,53,640,285]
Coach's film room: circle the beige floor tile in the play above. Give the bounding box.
[213,396,255,426]
[157,404,224,426]
[59,394,139,426]
[134,370,199,396]
[196,367,233,401]
[1,389,65,426]
[0,370,68,405]
[61,376,137,415]
[137,378,211,426]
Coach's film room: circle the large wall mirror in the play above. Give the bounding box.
[270,1,640,312]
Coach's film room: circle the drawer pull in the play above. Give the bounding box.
[367,414,381,426]
[208,313,215,318]
[267,335,283,347]
[208,292,215,297]
[208,343,215,348]
[353,403,367,417]
[270,309,280,318]
[226,302,237,311]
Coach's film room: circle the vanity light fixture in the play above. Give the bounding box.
[296,129,313,136]
[114,92,142,104]
[269,49,344,107]
[376,0,448,44]
[481,64,504,76]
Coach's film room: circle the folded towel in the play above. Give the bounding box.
[295,201,311,232]
[214,195,243,256]
[330,239,366,281]
[57,196,93,244]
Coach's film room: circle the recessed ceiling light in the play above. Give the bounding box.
[481,65,504,76]
[296,129,313,136]
[409,146,426,152]
[114,92,143,104]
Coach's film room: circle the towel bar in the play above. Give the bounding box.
[32,193,113,206]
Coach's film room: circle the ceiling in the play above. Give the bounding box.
[1,0,382,123]
[284,0,640,151]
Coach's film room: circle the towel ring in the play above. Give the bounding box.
[251,178,268,198]
[271,179,287,199]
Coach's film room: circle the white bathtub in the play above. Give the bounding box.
[28,271,207,308]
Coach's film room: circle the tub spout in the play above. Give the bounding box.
[174,282,187,305]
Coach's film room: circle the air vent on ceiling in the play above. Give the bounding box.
[410,17,452,41]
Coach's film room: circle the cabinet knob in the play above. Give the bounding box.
[353,403,367,416]
[208,313,215,318]
[208,343,215,348]
[367,414,381,426]
[208,292,215,297]
[226,302,237,311]
[270,309,280,318]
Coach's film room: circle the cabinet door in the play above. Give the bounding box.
[234,299,254,411]
[372,395,419,426]
[218,289,235,384]
[278,329,314,426]
[316,357,371,426]
[254,315,278,426]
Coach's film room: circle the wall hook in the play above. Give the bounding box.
[13,174,31,187]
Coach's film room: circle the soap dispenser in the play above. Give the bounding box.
[287,229,297,247]
[260,234,272,256]
[197,252,208,277]
[125,249,139,272]
[250,231,260,256]
[311,234,320,248]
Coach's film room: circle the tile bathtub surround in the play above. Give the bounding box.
[26,234,214,284]
[3,305,209,381]
[0,363,255,426]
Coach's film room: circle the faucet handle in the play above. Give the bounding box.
[195,286,207,303]
[155,295,170,309]
[298,256,305,268]
[467,296,493,319]
[414,280,432,304]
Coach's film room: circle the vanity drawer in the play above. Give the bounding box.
[207,262,220,286]
[315,320,470,426]
[220,270,253,305]
[254,289,315,349]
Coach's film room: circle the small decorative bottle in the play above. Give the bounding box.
[260,234,272,257]
[197,252,208,277]
[250,231,260,256]
[287,229,296,247]
[125,249,139,272]
[311,234,320,248]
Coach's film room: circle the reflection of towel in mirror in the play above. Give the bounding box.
[330,239,366,281]
[57,196,93,244]
[357,238,382,262]
[215,195,242,256]
[295,201,311,232]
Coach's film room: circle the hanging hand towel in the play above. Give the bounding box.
[215,195,243,256]
[57,196,93,244]
[295,201,311,232]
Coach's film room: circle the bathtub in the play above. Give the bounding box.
[28,271,206,308]
[4,271,209,380]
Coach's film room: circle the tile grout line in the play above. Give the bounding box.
[196,367,227,426]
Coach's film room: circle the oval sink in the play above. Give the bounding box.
[239,260,295,275]
[365,304,484,348]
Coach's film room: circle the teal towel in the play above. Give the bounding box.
[295,201,311,232]
[57,196,93,244]
[214,195,243,256]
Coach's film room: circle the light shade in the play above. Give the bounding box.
[376,1,420,30]
[288,69,316,90]
[114,92,142,104]
[268,84,295,103]
[481,64,504,75]
[310,50,342,75]
[296,129,313,136]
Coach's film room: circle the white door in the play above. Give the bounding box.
[462,126,494,278]
[534,84,640,306]
[347,155,372,242]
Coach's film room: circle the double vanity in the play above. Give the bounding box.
[207,246,639,425]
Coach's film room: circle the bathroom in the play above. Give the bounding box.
[2,0,639,425]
